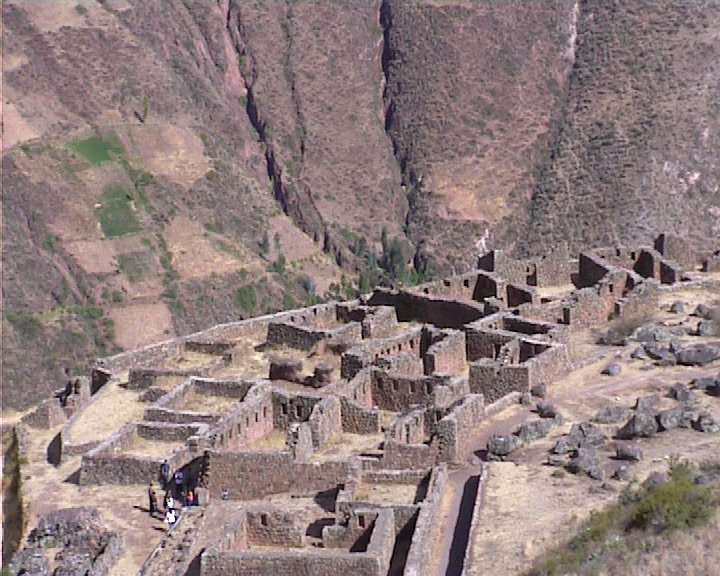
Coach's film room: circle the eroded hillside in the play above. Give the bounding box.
[3,0,720,411]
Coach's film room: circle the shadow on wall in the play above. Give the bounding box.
[445,475,480,576]
[46,432,62,466]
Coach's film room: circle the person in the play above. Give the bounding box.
[165,492,174,512]
[221,487,229,501]
[165,507,177,532]
[148,483,159,518]
[174,469,185,499]
[185,489,195,507]
[160,460,171,491]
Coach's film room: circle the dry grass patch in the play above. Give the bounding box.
[247,430,287,452]
[354,483,418,506]
[121,437,183,459]
[183,392,238,415]
[67,382,146,444]
[311,432,383,463]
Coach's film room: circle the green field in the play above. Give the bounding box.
[95,185,141,238]
[70,131,124,165]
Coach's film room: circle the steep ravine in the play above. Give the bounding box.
[225,0,326,245]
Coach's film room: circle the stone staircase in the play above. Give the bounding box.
[139,507,207,576]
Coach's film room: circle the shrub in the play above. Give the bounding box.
[6,311,43,340]
[629,459,717,532]
[598,314,649,345]
[234,285,257,314]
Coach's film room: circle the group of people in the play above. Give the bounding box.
[147,460,199,532]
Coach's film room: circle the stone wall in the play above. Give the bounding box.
[564,287,611,327]
[367,289,486,329]
[414,272,480,301]
[136,422,204,443]
[21,397,66,429]
[184,339,235,356]
[435,394,485,463]
[346,368,374,406]
[506,283,539,307]
[381,440,436,470]
[308,396,342,448]
[654,233,697,269]
[469,359,528,402]
[468,340,568,402]
[423,330,466,375]
[403,465,448,576]
[127,368,200,391]
[578,252,612,287]
[465,325,517,362]
[79,421,201,485]
[203,450,348,500]
[362,306,399,338]
[341,326,424,379]
[340,397,381,434]
[267,322,328,351]
[614,280,660,319]
[207,383,274,451]
[245,508,305,547]
[371,371,451,412]
[386,409,426,444]
[477,244,570,288]
[193,378,252,399]
[267,319,362,352]
[271,390,322,430]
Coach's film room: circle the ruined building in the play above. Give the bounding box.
[13,233,719,575]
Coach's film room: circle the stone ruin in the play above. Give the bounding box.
[11,508,121,576]
[13,232,720,576]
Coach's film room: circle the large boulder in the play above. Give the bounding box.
[691,376,717,391]
[693,303,713,319]
[530,383,547,398]
[697,320,720,337]
[634,394,661,412]
[642,342,676,365]
[617,412,658,439]
[612,465,631,481]
[536,402,562,420]
[676,343,720,366]
[487,434,523,457]
[567,448,604,480]
[693,413,719,433]
[669,382,691,402]
[656,407,683,431]
[593,405,630,424]
[602,362,622,376]
[632,323,674,343]
[514,418,554,444]
[669,301,686,314]
[616,444,643,462]
[553,422,605,453]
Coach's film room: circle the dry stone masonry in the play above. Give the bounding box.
[14,233,720,576]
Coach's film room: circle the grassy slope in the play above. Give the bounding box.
[528,460,720,576]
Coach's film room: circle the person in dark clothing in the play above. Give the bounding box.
[148,484,159,518]
[160,460,171,491]
[174,469,185,499]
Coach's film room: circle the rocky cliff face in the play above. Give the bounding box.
[521,0,720,255]
[3,0,720,410]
